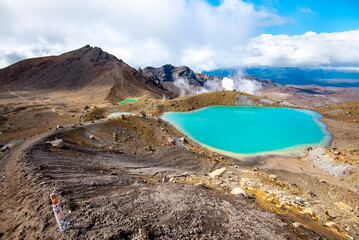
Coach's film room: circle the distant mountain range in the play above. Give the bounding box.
[0,46,278,102]
[2,45,358,106]
[204,67,359,88]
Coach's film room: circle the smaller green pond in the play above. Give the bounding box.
[162,106,332,157]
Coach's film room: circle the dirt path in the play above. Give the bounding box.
[0,130,53,239]
[6,89,28,103]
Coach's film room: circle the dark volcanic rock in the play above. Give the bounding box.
[143,64,222,96]
[144,64,218,86]
[143,64,278,96]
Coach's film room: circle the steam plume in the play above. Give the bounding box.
[173,71,263,96]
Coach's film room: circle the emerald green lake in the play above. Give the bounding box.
[162,106,332,157]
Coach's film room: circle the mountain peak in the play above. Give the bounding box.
[0,47,171,103]
[61,45,119,65]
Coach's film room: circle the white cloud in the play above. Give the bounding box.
[0,0,283,70]
[242,30,359,68]
[0,0,358,72]
[318,66,359,72]
[300,7,315,14]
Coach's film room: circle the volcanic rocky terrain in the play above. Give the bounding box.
[1,46,359,239]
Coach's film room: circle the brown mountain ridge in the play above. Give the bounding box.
[0,45,173,103]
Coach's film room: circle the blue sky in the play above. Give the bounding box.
[1,0,359,70]
[208,0,359,35]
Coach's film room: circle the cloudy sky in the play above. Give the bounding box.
[1,0,359,71]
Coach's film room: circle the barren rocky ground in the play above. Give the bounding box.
[1,89,359,239]
[259,84,359,108]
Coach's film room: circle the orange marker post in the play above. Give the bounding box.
[50,193,69,231]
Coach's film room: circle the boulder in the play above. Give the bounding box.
[301,208,317,220]
[230,187,246,195]
[292,222,304,228]
[47,139,64,148]
[325,222,341,232]
[269,175,277,181]
[209,167,226,178]
[230,187,254,199]
[89,135,96,140]
[167,136,175,145]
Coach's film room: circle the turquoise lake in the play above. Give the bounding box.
[162,106,332,157]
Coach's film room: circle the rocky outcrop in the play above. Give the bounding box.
[143,64,222,96]
[236,95,257,106]
[143,64,278,96]
[208,167,226,178]
[143,64,214,85]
